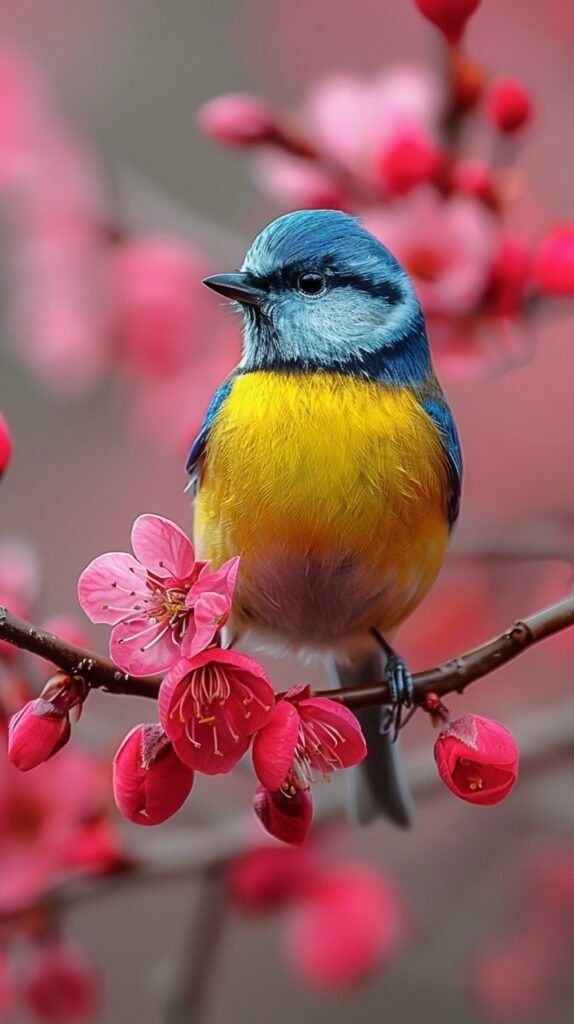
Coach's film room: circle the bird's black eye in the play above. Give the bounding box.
[297,271,326,296]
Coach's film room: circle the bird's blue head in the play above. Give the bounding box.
[203,209,433,384]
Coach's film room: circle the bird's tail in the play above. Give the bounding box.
[329,648,414,827]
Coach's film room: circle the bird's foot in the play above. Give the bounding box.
[371,630,415,740]
[384,654,414,707]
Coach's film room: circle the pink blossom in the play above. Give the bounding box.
[78,514,228,675]
[253,783,314,847]
[0,411,12,477]
[159,649,274,774]
[305,66,444,182]
[21,942,99,1023]
[227,845,318,912]
[198,94,280,147]
[112,237,207,377]
[62,817,130,877]
[363,189,496,317]
[0,744,110,913]
[434,715,519,805]
[283,865,408,991]
[8,698,71,771]
[252,685,367,793]
[113,723,194,826]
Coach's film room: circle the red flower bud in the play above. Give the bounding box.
[531,225,574,296]
[486,78,532,135]
[0,412,12,478]
[379,133,445,197]
[227,846,318,912]
[21,943,99,1023]
[434,715,519,805]
[253,783,313,846]
[197,94,279,147]
[485,235,531,316]
[113,723,194,826]
[414,0,482,43]
[8,699,71,771]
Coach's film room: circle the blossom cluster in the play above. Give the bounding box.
[198,0,574,380]
[4,508,521,847]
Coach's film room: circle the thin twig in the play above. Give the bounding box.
[163,866,227,1024]
[2,596,574,710]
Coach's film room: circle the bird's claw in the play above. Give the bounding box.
[384,654,414,707]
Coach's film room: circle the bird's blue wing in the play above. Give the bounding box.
[421,397,463,527]
[185,373,237,490]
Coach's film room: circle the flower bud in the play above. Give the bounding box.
[486,77,532,135]
[0,412,12,478]
[113,723,194,826]
[434,714,519,805]
[253,783,313,846]
[197,94,279,147]
[21,942,99,1022]
[227,846,318,912]
[378,132,445,196]
[8,698,71,771]
[531,225,574,296]
[414,0,482,43]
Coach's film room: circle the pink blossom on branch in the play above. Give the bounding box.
[252,686,366,845]
[253,685,367,792]
[113,723,194,826]
[78,514,238,675]
[434,714,519,805]
[159,649,274,774]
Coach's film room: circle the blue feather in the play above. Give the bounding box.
[185,373,236,483]
[421,397,463,526]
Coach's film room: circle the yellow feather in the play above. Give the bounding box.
[195,372,450,640]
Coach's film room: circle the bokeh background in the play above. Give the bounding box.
[2,0,574,1021]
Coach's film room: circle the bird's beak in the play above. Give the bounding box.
[203,273,264,307]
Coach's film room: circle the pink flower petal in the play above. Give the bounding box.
[252,700,300,792]
[130,514,195,578]
[77,552,146,624]
[191,555,240,601]
[253,784,313,846]
[298,697,368,769]
[110,617,181,676]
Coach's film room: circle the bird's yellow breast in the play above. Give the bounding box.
[195,372,450,641]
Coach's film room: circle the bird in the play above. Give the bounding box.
[185,209,462,827]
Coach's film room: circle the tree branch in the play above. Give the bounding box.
[1,595,574,711]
